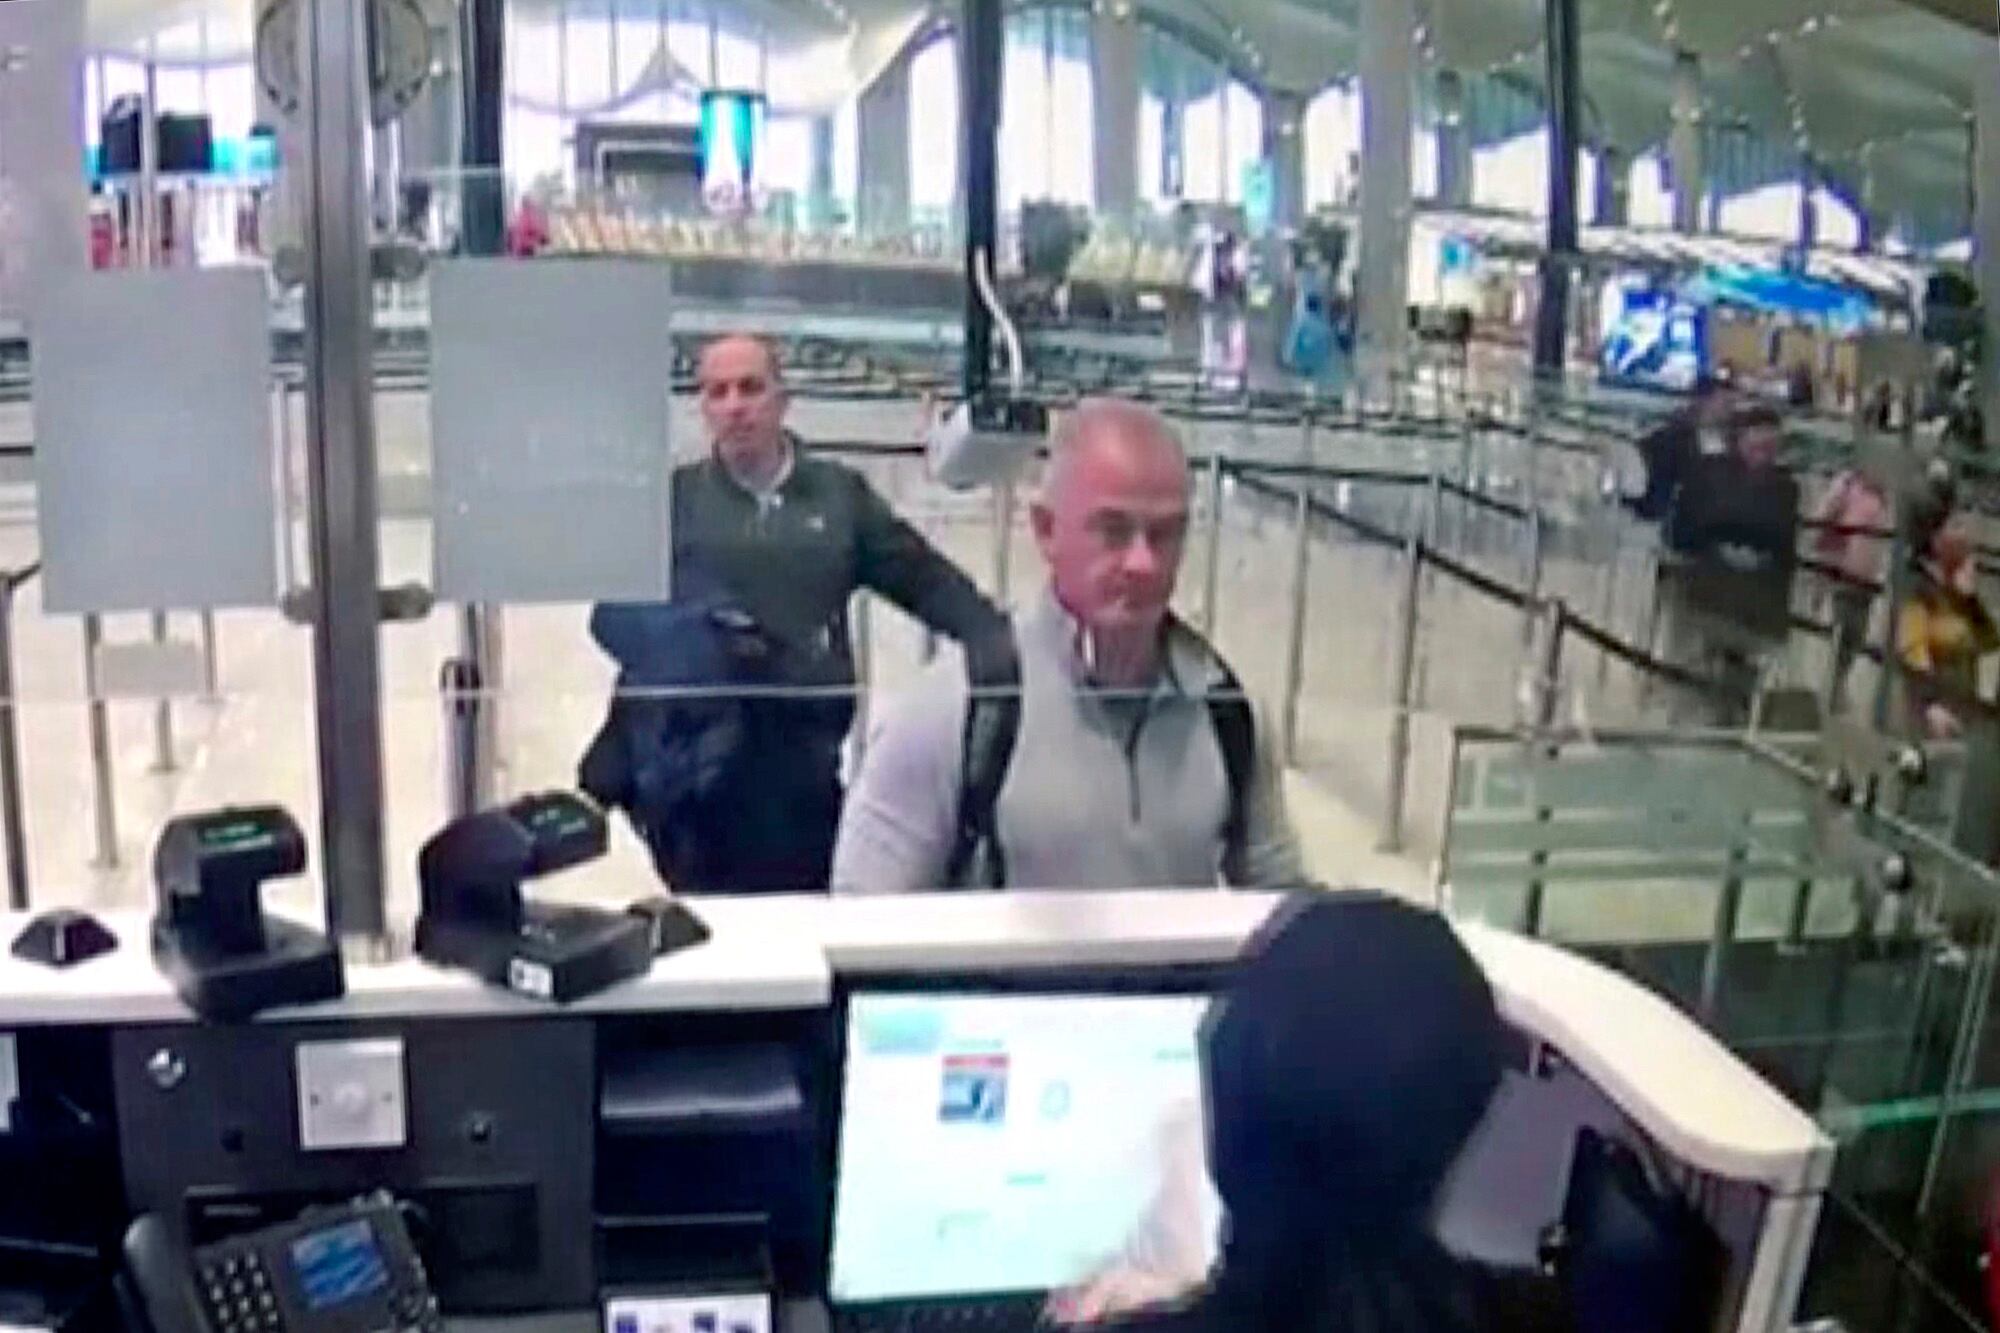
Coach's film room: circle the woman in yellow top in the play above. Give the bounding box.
[1898,494,1997,739]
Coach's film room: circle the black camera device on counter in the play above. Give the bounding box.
[151,807,343,1020]
[415,792,656,1003]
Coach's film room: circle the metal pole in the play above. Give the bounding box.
[1380,476,1432,851]
[1532,599,1566,730]
[1279,486,1313,765]
[1533,0,1581,376]
[852,594,874,767]
[992,481,1016,602]
[1699,838,1749,1022]
[1198,452,1225,633]
[0,581,29,910]
[199,609,220,701]
[1873,493,1912,731]
[149,611,175,772]
[301,0,389,943]
[1521,504,1545,643]
[82,614,118,868]
[451,607,496,814]
[960,0,1002,400]
[1919,909,2000,1214]
[276,381,299,592]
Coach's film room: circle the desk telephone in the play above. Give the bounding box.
[123,1194,442,1333]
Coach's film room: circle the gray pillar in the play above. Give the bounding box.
[1435,69,1471,209]
[808,113,835,221]
[1670,49,1703,235]
[1262,89,1307,230]
[1593,145,1628,226]
[0,0,87,320]
[1090,5,1141,221]
[1975,41,2000,446]
[857,51,912,237]
[1357,0,1416,382]
[1856,142,1885,254]
[1798,159,1818,252]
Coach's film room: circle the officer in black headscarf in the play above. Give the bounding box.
[1067,893,1569,1333]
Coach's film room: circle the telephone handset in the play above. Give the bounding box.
[123,1193,441,1333]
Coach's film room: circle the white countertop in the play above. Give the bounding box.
[0,891,1831,1195]
[0,906,831,1024]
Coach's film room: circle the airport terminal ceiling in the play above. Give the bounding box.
[77,0,1998,240]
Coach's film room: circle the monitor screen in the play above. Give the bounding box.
[699,89,766,215]
[830,992,1222,1304]
[1597,275,1707,393]
[288,1218,390,1311]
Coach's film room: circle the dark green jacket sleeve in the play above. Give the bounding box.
[849,470,1007,645]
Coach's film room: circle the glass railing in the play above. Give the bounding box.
[1440,723,2000,1329]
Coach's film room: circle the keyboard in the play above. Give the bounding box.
[835,1294,1049,1333]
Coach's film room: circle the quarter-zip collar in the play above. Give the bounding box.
[714,431,800,513]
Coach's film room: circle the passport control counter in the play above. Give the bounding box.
[0,892,1833,1333]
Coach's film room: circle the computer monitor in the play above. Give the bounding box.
[829,992,1223,1305]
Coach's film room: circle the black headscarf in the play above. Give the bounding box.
[1120,893,1522,1333]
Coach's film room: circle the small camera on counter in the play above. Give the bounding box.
[151,806,343,1020]
[416,792,700,1003]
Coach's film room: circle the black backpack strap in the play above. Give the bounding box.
[1171,618,1256,882]
[945,629,1023,889]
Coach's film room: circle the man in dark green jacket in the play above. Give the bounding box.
[582,335,1005,893]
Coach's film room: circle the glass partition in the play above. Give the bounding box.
[0,0,327,922]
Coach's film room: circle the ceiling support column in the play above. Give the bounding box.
[857,49,912,241]
[1356,0,1415,390]
[1436,69,1471,209]
[1090,2,1141,223]
[1670,49,1703,235]
[1533,0,1581,377]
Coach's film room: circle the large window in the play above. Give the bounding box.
[1628,151,1673,228]
[1303,84,1435,209]
[1473,130,1545,215]
[500,1,807,196]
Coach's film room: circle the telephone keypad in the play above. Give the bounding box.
[197,1251,283,1333]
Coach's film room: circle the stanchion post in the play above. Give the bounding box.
[0,579,29,910]
[852,593,874,768]
[1198,453,1225,634]
[1533,599,1567,731]
[149,611,175,773]
[1379,473,1433,852]
[1279,486,1313,766]
[82,613,118,868]
[992,481,1017,603]
[200,609,220,702]
[275,380,299,593]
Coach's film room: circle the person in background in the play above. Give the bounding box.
[1050,893,1570,1333]
[1811,465,1889,711]
[1628,374,1738,525]
[1646,403,1800,726]
[581,335,1006,893]
[832,399,1302,893]
[1896,477,1996,741]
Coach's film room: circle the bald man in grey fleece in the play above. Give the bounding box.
[831,399,1303,893]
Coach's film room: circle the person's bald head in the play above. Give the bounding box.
[1033,399,1191,639]
[698,335,789,477]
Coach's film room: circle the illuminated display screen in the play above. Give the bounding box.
[699,90,766,215]
[289,1220,390,1312]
